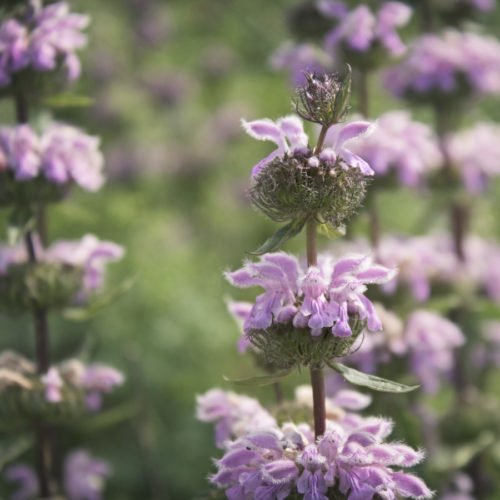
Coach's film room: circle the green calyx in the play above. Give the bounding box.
[249,153,368,231]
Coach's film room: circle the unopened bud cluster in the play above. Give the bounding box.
[294,69,351,126]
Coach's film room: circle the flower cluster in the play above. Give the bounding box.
[243,115,375,229]
[0,234,123,304]
[0,2,89,87]
[346,307,465,393]
[270,42,329,86]
[0,350,124,413]
[226,252,395,338]
[336,234,500,303]
[5,450,110,500]
[348,110,442,187]
[445,122,500,193]
[325,2,412,62]
[204,389,432,500]
[196,389,277,447]
[0,123,104,193]
[384,30,500,101]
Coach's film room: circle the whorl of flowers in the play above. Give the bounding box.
[345,307,465,393]
[444,122,500,193]
[334,234,500,303]
[384,30,500,101]
[0,234,124,313]
[5,450,110,500]
[206,398,432,499]
[325,2,412,64]
[196,389,278,447]
[0,123,104,194]
[270,42,329,86]
[0,2,89,87]
[225,252,396,368]
[243,114,374,230]
[348,110,442,187]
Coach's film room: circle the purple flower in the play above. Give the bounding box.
[226,252,395,339]
[445,122,500,193]
[41,367,63,403]
[196,389,277,447]
[30,2,89,81]
[40,124,104,191]
[0,20,30,86]
[80,364,124,412]
[4,464,38,500]
[348,110,442,187]
[404,311,464,393]
[226,300,253,353]
[46,234,124,296]
[0,125,41,180]
[316,1,348,19]
[325,2,412,58]
[209,403,432,499]
[64,450,110,500]
[384,30,500,99]
[242,114,374,177]
[271,42,329,86]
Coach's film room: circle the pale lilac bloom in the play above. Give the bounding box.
[0,125,41,180]
[348,111,442,187]
[316,0,348,19]
[226,252,395,339]
[30,2,89,81]
[226,300,253,352]
[445,122,500,193]
[271,42,329,86]
[241,115,309,176]
[4,464,38,500]
[242,115,374,177]
[40,124,104,191]
[225,252,300,331]
[196,389,277,447]
[441,473,475,500]
[325,2,412,57]
[404,311,464,393]
[46,234,124,295]
[384,30,500,98]
[64,450,110,500]
[80,364,124,412]
[323,120,375,175]
[468,0,494,9]
[472,322,500,369]
[210,407,431,499]
[41,367,63,403]
[0,20,30,86]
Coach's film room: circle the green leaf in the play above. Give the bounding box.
[62,276,136,321]
[327,361,419,393]
[42,93,94,109]
[249,217,306,255]
[7,206,35,245]
[0,435,32,469]
[223,369,292,387]
[318,223,345,240]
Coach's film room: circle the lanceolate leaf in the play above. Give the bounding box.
[249,217,307,256]
[327,361,419,393]
[43,93,94,108]
[223,369,292,387]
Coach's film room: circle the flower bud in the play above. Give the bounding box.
[294,67,352,126]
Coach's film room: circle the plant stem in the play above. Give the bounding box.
[306,218,326,438]
[368,193,380,251]
[419,0,435,32]
[313,125,328,155]
[14,80,53,499]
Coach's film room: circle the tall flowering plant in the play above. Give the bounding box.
[0,1,124,498]
[269,0,500,496]
[198,67,433,499]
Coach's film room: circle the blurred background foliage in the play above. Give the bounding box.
[1,0,500,498]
